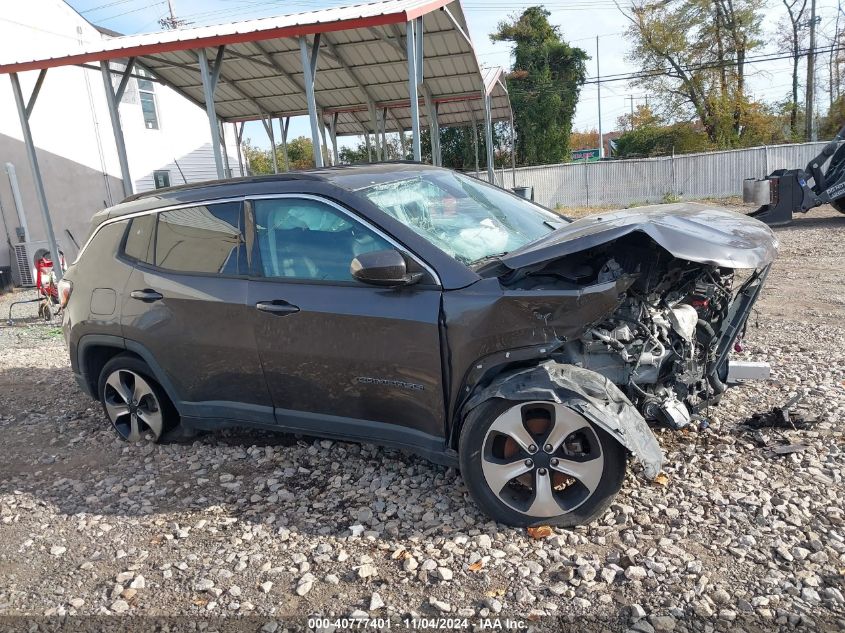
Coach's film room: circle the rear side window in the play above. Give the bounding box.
[154,202,243,274]
[124,215,155,263]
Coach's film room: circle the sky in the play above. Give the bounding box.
[64,0,845,151]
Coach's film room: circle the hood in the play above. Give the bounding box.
[500,203,779,270]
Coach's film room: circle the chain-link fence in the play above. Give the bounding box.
[488,141,829,208]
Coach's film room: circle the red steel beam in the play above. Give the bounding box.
[0,0,453,75]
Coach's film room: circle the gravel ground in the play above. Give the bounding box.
[0,205,844,632]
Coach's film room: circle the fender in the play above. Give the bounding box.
[77,334,184,415]
[461,360,664,479]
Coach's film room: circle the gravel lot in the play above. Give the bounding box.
[1,205,844,631]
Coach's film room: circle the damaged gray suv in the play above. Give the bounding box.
[61,164,777,527]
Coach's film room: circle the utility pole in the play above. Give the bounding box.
[805,0,818,141]
[159,0,188,30]
[596,36,603,158]
[626,95,635,130]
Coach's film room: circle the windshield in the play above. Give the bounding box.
[359,171,565,265]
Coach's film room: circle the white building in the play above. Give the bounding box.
[0,0,242,276]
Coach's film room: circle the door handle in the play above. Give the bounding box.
[130,289,163,302]
[255,300,300,316]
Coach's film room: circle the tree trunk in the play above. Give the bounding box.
[714,2,728,99]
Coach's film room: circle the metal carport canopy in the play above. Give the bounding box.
[0,0,513,281]
[0,0,511,136]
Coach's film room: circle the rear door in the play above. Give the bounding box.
[245,194,446,447]
[120,201,273,424]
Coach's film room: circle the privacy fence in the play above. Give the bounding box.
[490,141,829,209]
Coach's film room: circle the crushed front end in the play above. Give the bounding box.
[467,204,778,434]
[555,253,771,430]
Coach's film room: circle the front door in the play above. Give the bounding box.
[120,201,273,424]
[246,195,445,447]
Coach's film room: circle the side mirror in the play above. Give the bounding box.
[350,249,423,287]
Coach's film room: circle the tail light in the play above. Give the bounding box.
[57,279,73,308]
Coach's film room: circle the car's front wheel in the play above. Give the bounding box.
[98,355,177,442]
[459,399,627,527]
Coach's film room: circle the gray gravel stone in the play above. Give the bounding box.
[436,567,453,581]
[1,212,844,626]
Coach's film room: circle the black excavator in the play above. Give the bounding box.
[744,123,845,225]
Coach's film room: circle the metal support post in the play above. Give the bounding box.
[198,47,226,178]
[219,120,231,178]
[100,60,134,196]
[483,91,495,184]
[318,109,330,166]
[380,108,388,158]
[299,35,324,167]
[280,117,290,171]
[262,117,279,174]
[433,103,441,166]
[368,101,381,161]
[510,112,516,187]
[469,107,480,177]
[235,122,245,176]
[9,72,62,280]
[406,19,422,161]
[5,163,30,241]
[330,113,339,165]
[423,86,439,165]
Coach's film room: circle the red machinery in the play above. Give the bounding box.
[6,250,67,324]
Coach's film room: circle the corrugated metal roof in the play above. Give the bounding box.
[0,0,511,135]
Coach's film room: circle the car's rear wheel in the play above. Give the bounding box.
[98,355,177,442]
[459,399,627,527]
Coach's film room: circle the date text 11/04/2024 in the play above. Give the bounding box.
[307,617,529,630]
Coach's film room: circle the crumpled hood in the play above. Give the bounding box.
[501,202,779,270]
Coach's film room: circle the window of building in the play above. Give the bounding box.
[153,170,171,189]
[137,69,159,130]
[123,215,155,263]
[254,198,392,282]
[155,202,243,274]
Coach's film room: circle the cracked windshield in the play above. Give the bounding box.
[360,171,566,266]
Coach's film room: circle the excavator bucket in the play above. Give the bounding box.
[744,123,845,226]
[746,170,811,227]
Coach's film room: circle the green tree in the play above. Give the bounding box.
[614,100,790,157]
[614,122,714,157]
[339,141,370,164]
[492,7,587,165]
[286,136,317,170]
[242,139,273,175]
[334,126,511,173]
[621,0,764,147]
[242,136,317,174]
[821,96,845,138]
[339,135,406,164]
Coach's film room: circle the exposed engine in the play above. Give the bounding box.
[550,242,738,429]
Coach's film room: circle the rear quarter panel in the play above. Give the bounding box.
[63,220,134,375]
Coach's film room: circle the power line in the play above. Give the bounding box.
[499,43,841,103]
[97,1,167,22]
[582,43,845,85]
[79,0,138,13]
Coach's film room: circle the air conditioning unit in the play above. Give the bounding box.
[11,241,61,287]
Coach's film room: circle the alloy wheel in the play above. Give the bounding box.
[103,369,164,442]
[481,402,605,518]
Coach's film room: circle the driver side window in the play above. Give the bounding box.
[253,197,392,282]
